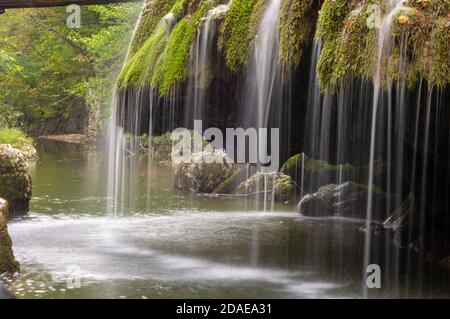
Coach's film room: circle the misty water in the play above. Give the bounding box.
[3,140,448,299]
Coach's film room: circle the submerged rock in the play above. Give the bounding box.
[174,149,239,193]
[235,172,297,203]
[0,144,32,215]
[298,181,390,220]
[0,198,20,274]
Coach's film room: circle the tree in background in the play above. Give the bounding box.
[0,3,142,137]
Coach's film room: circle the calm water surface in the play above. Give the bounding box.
[5,141,450,298]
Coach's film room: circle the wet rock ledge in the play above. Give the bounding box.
[0,198,20,274]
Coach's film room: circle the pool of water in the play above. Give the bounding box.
[4,141,450,298]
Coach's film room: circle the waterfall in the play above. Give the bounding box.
[106,10,179,216]
[240,0,283,211]
[363,0,408,297]
[185,4,230,127]
[301,0,450,296]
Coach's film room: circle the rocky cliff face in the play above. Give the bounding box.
[0,198,20,274]
[0,144,32,216]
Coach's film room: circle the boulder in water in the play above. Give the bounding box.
[174,149,239,193]
[281,153,387,194]
[298,181,390,220]
[0,198,20,274]
[235,172,296,203]
[212,164,257,194]
[0,144,32,216]
[280,153,356,193]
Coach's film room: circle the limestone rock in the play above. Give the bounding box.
[0,198,20,274]
[0,144,32,215]
[235,172,296,202]
[298,181,390,220]
[174,149,239,193]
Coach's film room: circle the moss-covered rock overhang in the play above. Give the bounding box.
[117,0,317,95]
[316,0,450,92]
[118,0,449,95]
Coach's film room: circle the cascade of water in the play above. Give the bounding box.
[363,0,408,297]
[240,0,282,210]
[185,4,230,127]
[302,0,450,296]
[106,9,180,216]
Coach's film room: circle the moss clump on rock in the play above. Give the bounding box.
[218,0,267,72]
[316,0,377,91]
[128,0,180,56]
[118,0,212,95]
[278,0,314,70]
[280,152,356,192]
[0,198,20,274]
[316,0,450,91]
[152,1,212,94]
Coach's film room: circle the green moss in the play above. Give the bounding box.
[315,0,349,41]
[316,0,450,91]
[280,152,308,177]
[428,18,450,88]
[118,22,170,88]
[317,1,378,91]
[128,0,179,56]
[278,0,314,70]
[152,1,212,95]
[118,0,208,93]
[219,0,267,72]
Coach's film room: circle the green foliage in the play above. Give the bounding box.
[0,128,33,152]
[0,4,141,135]
[278,0,314,70]
[219,0,267,72]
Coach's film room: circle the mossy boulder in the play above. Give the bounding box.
[298,181,391,220]
[174,148,239,193]
[280,153,355,193]
[0,144,32,216]
[0,198,20,274]
[235,172,296,202]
